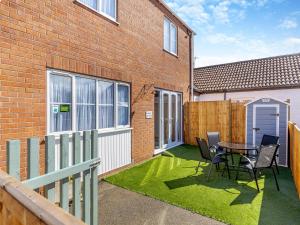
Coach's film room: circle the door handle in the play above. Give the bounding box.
[253,128,260,131]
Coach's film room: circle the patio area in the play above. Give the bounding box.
[106,145,300,225]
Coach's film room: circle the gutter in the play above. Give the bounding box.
[190,33,195,101]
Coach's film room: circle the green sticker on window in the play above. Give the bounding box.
[60,104,70,112]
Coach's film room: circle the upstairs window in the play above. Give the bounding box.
[164,18,178,55]
[79,0,117,20]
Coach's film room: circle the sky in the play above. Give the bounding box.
[164,0,300,67]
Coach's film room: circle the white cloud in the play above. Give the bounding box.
[166,0,209,25]
[256,0,268,7]
[284,37,300,46]
[210,1,231,24]
[205,33,241,44]
[279,18,298,29]
[208,0,252,24]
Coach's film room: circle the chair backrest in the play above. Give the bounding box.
[255,144,279,168]
[261,135,279,146]
[207,132,220,147]
[195,137,212,161]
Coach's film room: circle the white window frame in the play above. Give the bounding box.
[97,80,115,131]
[47,69,130,135]
[77,0,117,22]
[116,83,131,129]
[163,17,178,56]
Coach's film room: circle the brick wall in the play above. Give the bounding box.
[0,0,191,178]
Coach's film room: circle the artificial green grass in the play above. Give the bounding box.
[105,145,300,225]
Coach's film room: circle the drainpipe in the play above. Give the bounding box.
[190,32,195,102]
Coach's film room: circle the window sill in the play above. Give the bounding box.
[74,0,119,26]
[49,127,133,138]
[163,49,178,58]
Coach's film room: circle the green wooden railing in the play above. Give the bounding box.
[6,130,100,225]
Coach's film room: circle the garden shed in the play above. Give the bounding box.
[245,98,289,166]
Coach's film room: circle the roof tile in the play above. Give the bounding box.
[194,53,300,93]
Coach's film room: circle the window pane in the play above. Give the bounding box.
[118,85,129,105]
[118,106,129,126]
[81,0,97,10]
[164,19,170,51]
[50,104,72,132]
[99,105,114,128]
[98,81,114,129]
[118,85,129,126]
[170,24,177,54]
[101,0,116,18]
[50,75,72,103]
[76,77,96,104]
[50,75,72,132]
[76,77,96,131]
[77,105,96,131]
[98,81,114,104]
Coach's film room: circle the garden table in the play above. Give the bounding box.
[217,142,259,168]
[218,142,258,154]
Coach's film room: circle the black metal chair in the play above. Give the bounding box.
[207,131,234,164]
[207,132,224,154]
[236,144,280,192]
[195,137,230,181]
[260,135,280,174]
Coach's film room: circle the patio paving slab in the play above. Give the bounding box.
[99,181,225,225]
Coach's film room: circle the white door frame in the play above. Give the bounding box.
[252,104,280,145]
[154,90,183,155]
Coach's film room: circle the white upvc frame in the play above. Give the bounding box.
[163,17,178,56]
[252,104,280,146]
[77,0,117,22]
[46,69,130,135]
[116,83,131,129]
[154,89,183,155]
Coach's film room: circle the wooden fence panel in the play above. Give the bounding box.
[231,102,246,144]
[0,171,85,225]
[288,122,300,199]
[184,101,246,145]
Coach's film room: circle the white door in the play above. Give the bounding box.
[154,90,182,153]
[253,105,279,146]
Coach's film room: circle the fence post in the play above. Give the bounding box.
[83,131,91,225]
[91,130,99,225]
[45,135,56,202]
[7,140,20,180]
[60,134,70,211]
[72,132,81,219]
[27,138,40,179]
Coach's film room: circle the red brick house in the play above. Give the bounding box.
[0,0,195,177]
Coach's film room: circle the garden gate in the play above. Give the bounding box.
[6,130,100,225]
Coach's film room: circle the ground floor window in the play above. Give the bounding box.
[48,70,130,134]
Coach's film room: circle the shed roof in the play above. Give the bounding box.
[245,97,290,106]
[194,53,300,93]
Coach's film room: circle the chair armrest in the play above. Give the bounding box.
[215,153,226,158]
[209,145,218,150]
[240,155,255,169]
